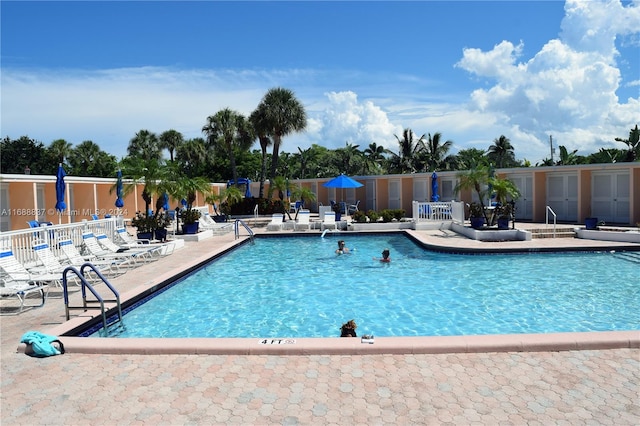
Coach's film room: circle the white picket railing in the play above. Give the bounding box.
[0,217,123,267]
[412,201,465,224]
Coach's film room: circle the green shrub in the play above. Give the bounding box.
[352,210,367,223]
[380,209,394,222]
[367,209,379,222]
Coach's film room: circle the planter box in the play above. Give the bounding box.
[348,222,413,231]
[575,228,640,243]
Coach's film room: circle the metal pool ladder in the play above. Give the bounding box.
[62,263,124,336]
[235,219,254,243]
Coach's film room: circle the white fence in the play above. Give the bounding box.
[412,201,465,223]
[0,217,123,267]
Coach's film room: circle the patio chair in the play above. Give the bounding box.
[321,213,337,231]
[1,277,49,314]
[114,227,175,255]
[81,232,147,265]
[57,237,128,276]
[199,213,233,234]
[95,232,161,261]
[266,213,284,231]
[348,200,360,215]
[31,240,81,286]
[294,210,311,231]
[0,247,60,292]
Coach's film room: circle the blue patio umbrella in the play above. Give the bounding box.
[431,172,440,202]
[162,193,170,211]
[115,170,124,208]
[55,164,67,224]
[323,174,363,212]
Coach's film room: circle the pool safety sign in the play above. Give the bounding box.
[259,339,296,345]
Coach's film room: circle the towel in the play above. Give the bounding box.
[20,331,65,357]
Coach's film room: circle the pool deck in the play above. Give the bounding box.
[2,223,639,424]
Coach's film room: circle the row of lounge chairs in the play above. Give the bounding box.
[266,210,338,231]
[0,227,176,314]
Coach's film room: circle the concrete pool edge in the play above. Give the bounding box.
[17,330,640,355]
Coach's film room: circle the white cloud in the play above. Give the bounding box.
[455,0,639,160]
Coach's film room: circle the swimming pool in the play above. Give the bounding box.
[91,234,639,339]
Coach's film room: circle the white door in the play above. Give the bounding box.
[441,177,456,201]
[592,171,630,224]
[366,180,376,211]
[413,179,428,202]
[508,175,533,220]
[547,174,578,222]
[388,180,401,209]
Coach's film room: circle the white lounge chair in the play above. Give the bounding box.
[0,277,48,314]
[95,233,160,262]
[81,232,146,265]
[58,237,127,276]
[31,240,81,286]
[199,213,233,234]
[0,248,57,307]
[114,227,175,255]
[266,213,284,231]
[348,200,360,215]
[294,210,311,231]
[321,213,337,231]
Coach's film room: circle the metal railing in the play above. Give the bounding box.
[234,219,254,243]
[545,206,557,238]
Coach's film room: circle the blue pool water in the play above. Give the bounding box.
[98,234,639,338]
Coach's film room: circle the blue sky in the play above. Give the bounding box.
[2,0,639,165]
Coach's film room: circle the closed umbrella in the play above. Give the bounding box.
[431,172,439,202]
[55,164,67,224]
[323,174,363,215]
[115,170,124,208]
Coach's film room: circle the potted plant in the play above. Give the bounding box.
[495,203,514,230]
[468,202,485,229]
[153,211,172,241]
[131,211,157,240]
[585,215,598,230]
[181,208,201,234]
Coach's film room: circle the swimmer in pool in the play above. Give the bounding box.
[373,248,391,263]
[335,240,350,254]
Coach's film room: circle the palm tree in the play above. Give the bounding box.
[253,87,307,196]
[614,124,640,162]
[119,155,170,222]
[363,142,386,175]
[69,140,101,176]
[48,139,72,165]
[159,129,184,162]
[454,165,491,224]
[556,145,579,165]
[487,135,515,168]
[202,108,253,188]
[335,141,361,175]
[249,108,273,198]
[389,128,425,173]
[128,129,162,160]
[423,132,453,171]
[176,138,207,177]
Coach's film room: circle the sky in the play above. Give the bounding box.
[1,0,639,166]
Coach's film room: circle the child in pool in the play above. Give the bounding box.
[373,248,391,263]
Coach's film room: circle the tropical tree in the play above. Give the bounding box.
[423,132,453,171]
[362,142,386,175]
[454,165,491,224]
[0,136,49,174]
[452,148,487,171]
[202,108,254,188]
[69,140,101,176]
[335,141,361,175]
[119,155,170,223]
[388,128,425,174]
[556,145,580,165]
[487,135,515,168]
[176,138,207,178]
[159,129,184,162]
[614,124,640,162]
[249,108,272,198]
[48,139,73,165]
[127,129,162,160]
[252,87,307,195]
